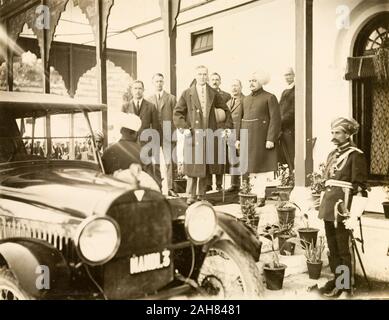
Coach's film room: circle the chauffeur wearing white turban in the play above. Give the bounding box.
[318,117,368,298]
[236,69,281,207]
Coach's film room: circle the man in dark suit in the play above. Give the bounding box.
[208,72,232,192]
[226,79,244,192]
[278,67,295,170]
[174,65,233,205]
[148,73,178,197]
[122,80,161,187]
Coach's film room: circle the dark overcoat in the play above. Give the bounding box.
[227,94,244,134]
[173,84,233,178]
[240,88,281,173]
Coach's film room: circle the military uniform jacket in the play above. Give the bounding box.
[318,142,368,221]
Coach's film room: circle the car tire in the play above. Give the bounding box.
[0,267,34,300]
[198,240,264,299]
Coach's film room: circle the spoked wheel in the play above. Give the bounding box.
[0,267,33,300]
[198,240,263,299]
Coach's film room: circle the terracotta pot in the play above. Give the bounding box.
[298,228,320,248]
[277,207,296,226]
[382,202,389,219]
[173,179,187,193]
[263,264,287,290]
[306,261,323,279]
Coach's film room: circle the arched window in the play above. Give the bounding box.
[354,12,389,56]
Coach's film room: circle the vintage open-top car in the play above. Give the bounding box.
[0,91,263,300]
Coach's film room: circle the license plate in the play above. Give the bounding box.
[129,249,171,274]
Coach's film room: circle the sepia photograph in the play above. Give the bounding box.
[0,0,388,304]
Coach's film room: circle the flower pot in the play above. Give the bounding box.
[277,207,296,226]
[278,235,295,256]
[173,179,187,193]
[306,260,323,279]
[382,202,389,219]
[277,186,294,201]
[263,264,287,290]
[298,228,320,248]
[239,193,257,207]
[311,193,321,210]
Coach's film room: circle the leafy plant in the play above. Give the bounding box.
[241,198,258,230]
[240,178,254,194]
[307,163,326,194]
[260,223,294,268]
[176,162,185,180]
[277,164,294,187]
[301,213,310,229]
[286,236,326,263]
[372,48,389,82]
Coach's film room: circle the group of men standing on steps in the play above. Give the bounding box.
[107,65,299,206]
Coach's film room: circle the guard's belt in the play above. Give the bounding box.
[325,179,353,189]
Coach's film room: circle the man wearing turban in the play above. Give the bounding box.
[236,70,281,207]
[318,117,368,298]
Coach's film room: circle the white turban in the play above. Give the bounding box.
[253,69,270,86]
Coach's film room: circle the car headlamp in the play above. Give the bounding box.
[185,201,217,245]
[75,217,120,265]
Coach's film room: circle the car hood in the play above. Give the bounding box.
[0,162,137,218]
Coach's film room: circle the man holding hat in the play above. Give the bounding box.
[318,117,368,298]
[102,112,144,175]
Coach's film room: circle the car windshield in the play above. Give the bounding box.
[0,108,102,164]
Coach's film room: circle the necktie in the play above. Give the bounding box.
[230,98,236,110]
[136,101,140,115]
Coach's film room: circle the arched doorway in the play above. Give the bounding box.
[352,12,389,184]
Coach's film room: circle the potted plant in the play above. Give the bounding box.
[261,225,287,290]
[239,178,257,208]
[241,198,260,231]
[382,185,389,219]
[297,213,320,248]
[276,164,294,201]
[173,162,187,193]
[277,222,297,256]
[307,163,326,201]
[287,235,326,279]
[276,200,300,227]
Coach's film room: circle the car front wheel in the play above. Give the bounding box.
[198,240,264,299]
[0,267,33,300]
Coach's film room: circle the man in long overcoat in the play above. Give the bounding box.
[174,65,233,204]
[278,67,295,170]
[237,70,281,206]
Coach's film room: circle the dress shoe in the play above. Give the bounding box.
[206,185,213,192]
[318,279,336,295]
[257,198,266,207]
[216,185,223,191]
[186,197,196,205]
[168,189,179,197]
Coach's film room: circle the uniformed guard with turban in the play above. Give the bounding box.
[318,117,368,298]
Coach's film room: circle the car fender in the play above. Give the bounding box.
[215,211,262,262]
[0,238,71,299]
